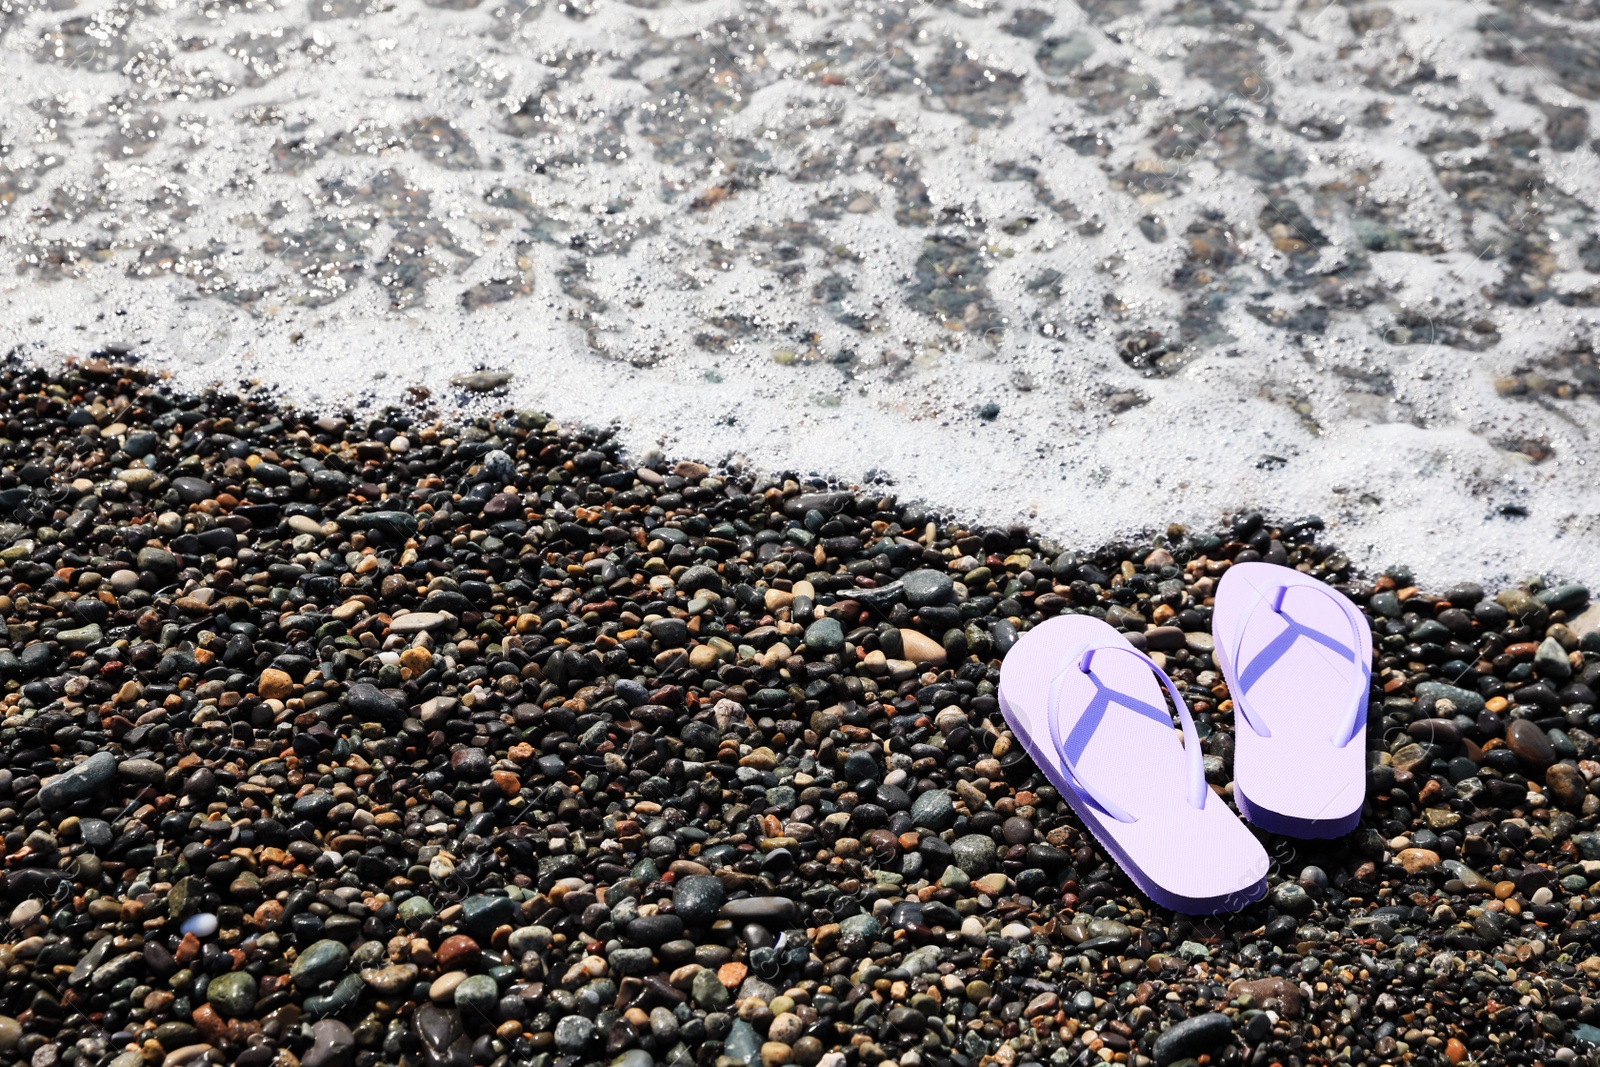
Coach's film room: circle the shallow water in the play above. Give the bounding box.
[2,0,1599,586]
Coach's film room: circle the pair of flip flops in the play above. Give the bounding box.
[999,562,1372,914]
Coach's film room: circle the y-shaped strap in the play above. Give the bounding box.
[1231,583,1370,747]
[1045,642,1208,824]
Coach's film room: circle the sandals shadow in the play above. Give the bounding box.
[999,615,1268,914]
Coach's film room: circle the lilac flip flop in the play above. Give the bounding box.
[999,615,1268,914]
[1214,563,1371,839]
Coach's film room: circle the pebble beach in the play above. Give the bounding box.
[0,360,1595,1067]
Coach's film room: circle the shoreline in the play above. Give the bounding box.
[0,359,1594,1067]
[16,344,1597,599]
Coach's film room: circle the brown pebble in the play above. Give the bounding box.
[1022,992,1059,1018]
[1001,816,1033,845]
[1228,976,1303,1017]
[1406,718,1461,745]
[190,1004,227,1043]
[1545,762,1586,809]
[257,668,293,701]
[435,934,482,971]
[162,1043,217,1067]
[1397,847,1440,873]
[865,829,898,859]
[1506,719,1555,766]
[898,629,947,666]
[668,860,712,877]
[174,933,202,966]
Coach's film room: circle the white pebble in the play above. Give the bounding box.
[180,913,218,938]
[7,900,42,928]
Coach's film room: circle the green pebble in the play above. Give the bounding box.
[397,896,436,925]
[291,940,351,988]
[455,974,500,1016]
[205,972,257,1017]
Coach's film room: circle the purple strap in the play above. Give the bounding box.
[1045,641,1209,824]
[1230,582,1370,747]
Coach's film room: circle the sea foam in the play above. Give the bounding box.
[1,0,1598,587]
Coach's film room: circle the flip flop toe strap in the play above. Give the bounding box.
[1045,641,1208,824]
[1230,582,1372,747]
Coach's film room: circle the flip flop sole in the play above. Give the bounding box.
[1215,562,1370,837]
[1233,778,1361,840]
[999,615,1268,915]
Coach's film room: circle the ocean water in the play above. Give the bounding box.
[1,0,1598,587]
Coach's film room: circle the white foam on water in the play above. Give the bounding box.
[1,0,1598,588]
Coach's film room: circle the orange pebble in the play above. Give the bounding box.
[191,1003,227,1043]
[1446,1038,1467,1065]
[174,932,202,966]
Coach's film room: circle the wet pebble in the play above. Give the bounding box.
[292,941,351,988]
[902,570,955,607]
[952,834,997,875]
[39,751,117,808]
[1508,719,1556,766]
[453,974,499,1016]
[1153,1013,1234,1065]
[205,972,258,1017]
[301,1020,355,1067]
[673,875,727,925]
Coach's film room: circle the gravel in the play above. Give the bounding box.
[0,361,1595,1067]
